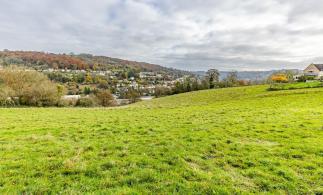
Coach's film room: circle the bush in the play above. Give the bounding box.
[76,96,97,107]
[268,81,323,91]
[98,80,109,89]
[155,86,172,97]
[95,90,116,107]
[271,74,288,83]
[0,87,15,106]
[0,67,63,106]
[19,81,60,106]
[57,98,78,107]
[83,86,91,95]
[120,88,140,103]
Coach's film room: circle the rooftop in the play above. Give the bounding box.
[312,64,323,71]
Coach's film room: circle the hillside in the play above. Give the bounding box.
[0,86,322,193]
[0,50,189,76]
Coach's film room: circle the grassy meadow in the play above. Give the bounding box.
[269,81,323,91]
[0,85,322,194]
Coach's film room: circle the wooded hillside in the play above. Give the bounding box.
[0,50,189,76]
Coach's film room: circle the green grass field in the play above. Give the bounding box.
[269,81,323,91]
[0,86,322,194]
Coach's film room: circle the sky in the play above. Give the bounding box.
[0,0,322,71]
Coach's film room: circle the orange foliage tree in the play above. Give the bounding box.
[271,74,288,83]
[0,51,88,70]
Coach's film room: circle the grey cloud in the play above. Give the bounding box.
[0,0,322,71]
[157,52,300,71]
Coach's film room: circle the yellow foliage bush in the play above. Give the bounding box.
[271,74,288,83]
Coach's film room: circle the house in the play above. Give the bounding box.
[303,64,323,79]
[140,96,154,101]
[62,95,81,100]
[139,72,156,79]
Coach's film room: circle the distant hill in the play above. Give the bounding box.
[0,51,302,80]
[0,50,190,77]
[193,70,302,81]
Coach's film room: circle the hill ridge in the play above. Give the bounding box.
[0,50,190,76]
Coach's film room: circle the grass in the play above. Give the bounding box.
[269,81,323,91]
[0,85,322,194]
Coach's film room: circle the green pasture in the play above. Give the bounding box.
[0,86,322,194]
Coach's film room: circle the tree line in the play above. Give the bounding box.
[0,67,259,107]
[154,69,251,97]
[0,67,116,107]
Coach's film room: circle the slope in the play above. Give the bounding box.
[0,85,322,193]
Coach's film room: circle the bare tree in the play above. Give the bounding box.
[206,69,220,88]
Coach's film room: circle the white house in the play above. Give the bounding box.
[62,95,81,100]
[294,64,323,81]
[304,64,323,79]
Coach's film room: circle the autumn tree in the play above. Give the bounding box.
[271,74,288,83]
[98,79,109,89]
[95,90,116,107]
[85,73,93,84]
[0,51,88,70]
[0,67,63,106]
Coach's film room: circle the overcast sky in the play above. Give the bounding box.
[0,0,322,71]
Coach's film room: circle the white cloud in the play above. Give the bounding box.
[0,0,322,70]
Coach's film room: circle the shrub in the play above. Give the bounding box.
[120,88,141,103]
[83,86,91,95]
[19,81,60,106]
[155,86,172,97]
[57,98,78,107]
[271,74,288,83]
[76,96,97,107]
[0,87,15,106]
[238,80,251,86]
[98,80,109,89]
[95,90,116,107]
[0,67,63,106]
